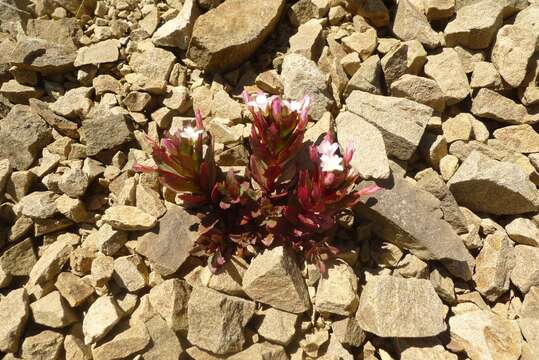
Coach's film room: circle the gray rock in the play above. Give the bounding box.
[511,245,539,294]
[187,0,285,72]
[345,91,432,161]
[392,0,440,48]
[74,39,120,67]
[0,288,29,353]
[79,108,132,156]
[152,0,199,49]
[356,175,475,280]
[448,151,539,215]
[356,276,447,337]
[316,260,359,316]
[335,112,390,180]
[424,48,470,105]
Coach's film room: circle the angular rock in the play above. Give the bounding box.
[443,113,473,143]
[0,238,37,277]
[342,24,377,61]
[335,112,390,180]
[401,344,458,360]
[345,91,432,160]
[187,286,255,354]
[55,195,88,223]
[102,206,157,231]
[356,276,447,337]
[228,342,287,360]
[54,272,94,307]
[511,245,539,294]
[11,37,76,74]
[113,255,149,292]
[471,88,529,125]
[391,74,445,112]
[15,191,58,219]
[447,151,539,215]
[256,307,299,346]
[492,25,536,88]
[91,325,150,360]
[137,204,199,276]
[315,260,359,316]
[198,255,248,296]
[28,239,73,288]
[347,0,389,27]
[345,54,383,96]
[380,43,408,88]
[29,99,79,139]
[50,87,92,119]
[79,109,132,156]
[74,39,120,67]
[242,246,311,313]
[493,125,539,154]
[152,0,199,49]
[30,290,78,328]
[83,295,123,345]
[64,333,92,360]
[506,218,539,247]
[289,19,324,61]
[425,0,455,20]
[282,53,333,120]
[187,0,285,72]
[449,310,522,360]
[393,0,440,48]
[331,317,365,347]
[519,287,539,358]
[356,175,475,280]
[444,0,503,49]
[58,168,89,197]
[0,105,52,170]
[149,279,190,332]
[129,47,176,82]
[0,79,43,104]
[0,288,29,353]
[90,224,128,256]
[470,61,503,90]
[21,330,63,360]
[424,48,470,105]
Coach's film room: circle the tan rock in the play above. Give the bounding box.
[113,255,149,292]
[380,43,408,88]
[152,0,199,49]
[393,0,440,48]
[493,125,539,154]
[425,48,470,105]
[82,295,123,345]
[255,70,283,94]
[228,342,287,360]
[55,195,88,223]
[425,0,455,20]
[0,288,29,353]
[102,205,157,231]
[54,272,94,307]
[506,218,539,247]
[30,290,78,328]
[443,113,473,143]
[342,27,377,61]
[90,224,128,256]
[316,260,358,316]
[149,278,190,332]
[402,344,457,360]
[471,88,529,125]
[289,19,324,61]
[91,325,150,360]
[129,47,176,82]
[74,39,120,67]
[28,238,73,287]
[331,316,365,347]
[345,54,383,96]
[256,307,299,346]
[395,253,429,279]
[21,330,63,360]
[391,74,445,112]
[470,61,502,90]
[347,0,389,27]
[511,245,539,294]
[519,287,539,359]
[440,154,460,181]
[199,255,248,296]
[64,333,92,360]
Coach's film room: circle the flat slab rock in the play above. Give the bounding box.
[356,275,447,338]
[187,0,286,72]
[356,175,475,280]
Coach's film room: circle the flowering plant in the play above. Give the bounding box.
[135,91,379,272]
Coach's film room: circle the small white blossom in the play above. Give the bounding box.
[248,94,270,113]
[180,126,203,141]
[317,139,339,157]
[320,154,344,172]
[283,99,303,113]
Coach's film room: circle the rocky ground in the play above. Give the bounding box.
[0,0,538,359]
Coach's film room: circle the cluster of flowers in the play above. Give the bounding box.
[135,91,379,272]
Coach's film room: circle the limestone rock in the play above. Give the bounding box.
[390,74,445,112]
[129,47,176,82]
[0,238,37,277]
[28,239,73,287]
[471,88,529,125]
[10,37,76,74]
[256,307,299,346]
[21,330,63,360]
[380,43,408,88]
[228,342,287,360]
[345,54,383,96]
[519,288,539,358]
[443,113,473,143]
[393,0,440,48]
[342,25,377,61]
[29,99,79,139]
[447,151,539,215]
[54,272,94,307]
[345,91,432,160]
[242,246,311,313]
[493,125,539,154]
[335,112,390,180]
[425,0,455,20]
[424,48,470,105]
[356,275,447,337]
[58,168,89,197]
[0,79,44,104]
[187,0,285,72]
[289,19,324,61]
[331,317,365,347]
[79,109,132,156]
[473,232,515,301]
[149,279,190,332]
[347,0,389,27]
[74,39,120,67]
[282,53,333,120]
[91,325,150,360]
[198,255,248,296]
[15,191,58,219]
[102,206,157,231]
[511,245,539,294]
[506,218,539,247]
[91,223,128,256]
[30,290,78,328]
[0,288,29,353]
[113,255,149,292]
[316,260,359,316]
[492,25,536,88]
[470,61,503,90]
[187,286,255,354]
[152,0,199,49]
[83,295,123,344]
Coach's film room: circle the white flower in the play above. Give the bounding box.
[317,139,339,157]
[320,154,344,172]
[247,94,270,113]
[283,99,303,113]
[180,126,203,141]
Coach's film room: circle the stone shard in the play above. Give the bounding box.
[152,0,199,49]
[392,0,440,48]
[0,288,29,353]
[187,0,286,72]
[335,112,390,180]
[242,246,311,314]
[356,275,447,337]
[424,48,470,105]
[29,98,79,139]
[356,175,475,280]
[187,286,255,355]
[511,245,539,294]
[345,91,432,161]
[471,88,529,125]
[82,295,123,345]
[447,151,539,215]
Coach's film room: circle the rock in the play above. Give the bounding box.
[0,79,43,104]
[255,70,283,94]
[335,112,390,180]
[137,204,199,276]
[492,25,536,88]
[187,286,255,354]
[58,168,89,197]
[243,246,311,314]
[506,218,539,247]
[519,287,539,358]
[30,290,78,328]
[79,109,132,156]
[401,344,458,360]
[11,37,76,74]
[331,317,365,347]
[429,267,456,304]
[380,43,408,88]
[282,54,333,121]
[470,61,503,90]
[129,47,176,81]
[473,232,515,301]
[289,19,324,61]
[0,288,29,353]
[0,238,37,277]
[424,0,455,20]
[74,39,120,67]
[15,191,58,219]
[424,48,470,105]
[444,0,503,49]
[442,113,473,143]
[347,0,389,27]
[256,307,299,346]
[447,151,539,215]
[405,39,428,75]
[90,224,128,256]
[511,245,539,294]
[91,325,150,360]
[356,175,475,280]
[493,125,539,154]
[390,74,445,112]
[395,253,429,279]
[392,0,440,48]
[0,105,52,170]
[28,239,73,288]
[315,260,359,316]
[228,342,287,360]
[449,310,522,360]
[471,88,529,125]
[64,333,92,360]
[54,272,94,307]
[187,0,285,72]
[29,99,79,139]
[356,275,447,337]
[345,91,432,161]
[123,91,152,112]
[102,206,157,231]
[340,52,361,77]
[0,158,11,197]
[345,54,383,96]
[198,255,247,296]
[83,295,123,344]
[113,255,149,292]
[148,279,190,332]
[21,330,63,360]
[342,25,377,61]
[152,0,199,49]
[55,195,88,223]
[162,86,190,113]
[25,18,81,51]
